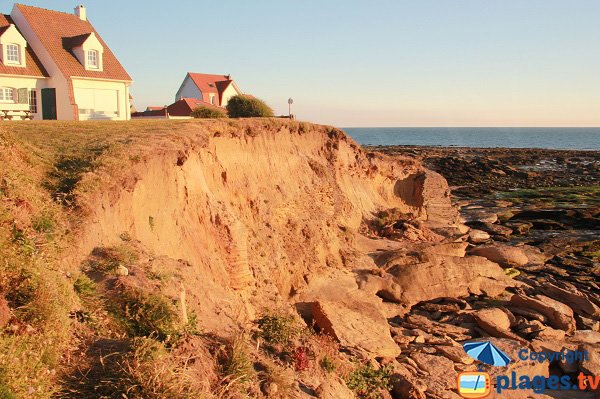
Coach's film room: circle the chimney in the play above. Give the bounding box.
[74,5,87,21]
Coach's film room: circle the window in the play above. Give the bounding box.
[6,44,20,63]
[0,88,14,102]
[29,90,37,113]
[87,50,98,69]
[210,93,216,105]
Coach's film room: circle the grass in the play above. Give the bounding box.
[86,245,138,274]
[112,287,180,342]
[221,335,256,388]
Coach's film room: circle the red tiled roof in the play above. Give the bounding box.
[0,14,48,77]
[146,106,165,111]
[167,97,223,117]
[15,4,131,81]
[186,72,241,105]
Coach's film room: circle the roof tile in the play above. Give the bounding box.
[15,4,131,81]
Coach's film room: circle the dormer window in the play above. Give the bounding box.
[6,44,20,63]
[87,50,99,69]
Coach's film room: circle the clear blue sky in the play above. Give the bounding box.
[11,0,600,126]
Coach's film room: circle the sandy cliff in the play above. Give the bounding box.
[72,120,459,334]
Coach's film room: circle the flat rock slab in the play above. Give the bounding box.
[312,300,400,358]
[510,294,576,333]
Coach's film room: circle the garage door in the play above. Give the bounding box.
[74,88,119,119]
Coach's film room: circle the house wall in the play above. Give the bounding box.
[10,5,75,120]
[220,83,240,107]
[176,75,202,101]
[72,78,130,120]
[0,75,47,119]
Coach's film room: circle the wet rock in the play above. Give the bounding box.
[509,294,575,333]
[311,300,400,357]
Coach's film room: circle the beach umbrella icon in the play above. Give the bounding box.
[462,341,511,367]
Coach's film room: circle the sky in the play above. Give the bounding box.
[10,0,600,126]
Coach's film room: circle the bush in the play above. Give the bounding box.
[190,106,227,119]
[73,275,95,297]
[345,364,393,399]
[114,288,179,342]
[226,95,274,118]
[257,314,299,345]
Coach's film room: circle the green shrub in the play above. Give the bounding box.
[345,364,393,399]
[319,356,336,373]
[32,215,54,234]
[226,95,274,118]
[73,275,95,297]
[257,314,298,345]
[116,289,179,342]
[190,106,227,119]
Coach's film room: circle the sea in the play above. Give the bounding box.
[342,127,600,150]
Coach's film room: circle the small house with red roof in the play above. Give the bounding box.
[175,72,242,109]
[0,4,132,120]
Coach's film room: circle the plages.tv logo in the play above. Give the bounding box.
[457,341,511,399]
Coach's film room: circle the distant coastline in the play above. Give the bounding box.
[343,127,600,150]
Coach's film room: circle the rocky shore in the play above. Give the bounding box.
[363,145,599,399]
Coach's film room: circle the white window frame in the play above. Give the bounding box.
[29,90,37,113]
[210,93,216,105]
[6,44,20,64]
[87,50,99,69]
[0,87,15,103]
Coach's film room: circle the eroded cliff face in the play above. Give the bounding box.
[73,120,458,333]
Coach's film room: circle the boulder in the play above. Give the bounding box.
[316,377,355,399]
[470,245,529,268]
[537,283,600,318]
[468,229,490,244]
[410,352,456,391]
[473,308,527,344]
[311,300,400,357]
[578,344,600,376]
[376,254,517,307]
[435,345,474,365]
[509,294,575,333]
[570,330,600,345]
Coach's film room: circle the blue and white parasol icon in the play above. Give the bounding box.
[462,341,511,367]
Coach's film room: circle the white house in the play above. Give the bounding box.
[0,4,132,120]
[175,73,242,109]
